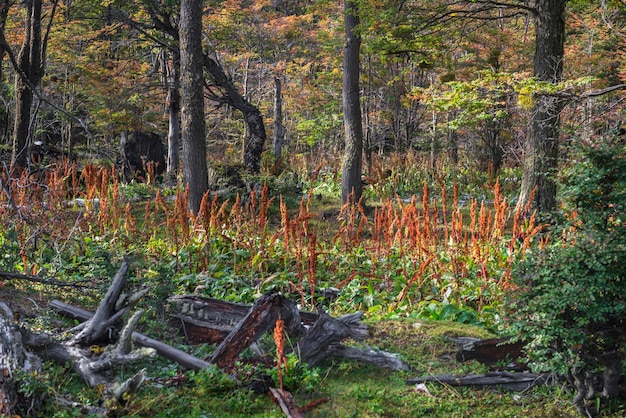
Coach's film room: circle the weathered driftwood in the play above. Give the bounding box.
[70,256,149,345]
[50,299,212,371]
[407,372,552,392]
[269,388,305,418]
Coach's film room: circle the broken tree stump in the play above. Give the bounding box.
[0,302,37,416]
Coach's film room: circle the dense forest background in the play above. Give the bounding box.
[1,1,626,417]
[1,0,623,190]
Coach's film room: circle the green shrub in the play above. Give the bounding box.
[507,137,626,416]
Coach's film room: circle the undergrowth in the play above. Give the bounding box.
[0,157,608,417]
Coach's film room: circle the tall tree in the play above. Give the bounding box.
[341,0,363,205]
[165,48,180,176]
[12,0,43,167]
[179,0,208,213]
[517,0,567,213]
[273,76,284,160]
[0,0,10,144]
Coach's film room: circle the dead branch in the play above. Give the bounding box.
[0,270,96,289]
[407,371,553,392]
[69,256,149,345]
[49,299,212,371]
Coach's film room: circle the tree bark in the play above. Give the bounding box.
[341,0,364,205]
[517,0,566,213]
[179,0,208,214]
[12,0,43,168]
[208,293,303,369]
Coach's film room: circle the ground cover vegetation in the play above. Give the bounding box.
[0,0,625,416]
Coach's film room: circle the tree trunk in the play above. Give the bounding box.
[517,0,566,213]
[273,76,284,160]
[166,48,181,177]
[12,0,43,168]
[0,0,10,144]
[202,55,267,174]
[341,0,363,205]
[179,0,208,214]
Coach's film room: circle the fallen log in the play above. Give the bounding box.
[407,372,552,392]
[171,294,410,371]
[454,337,527,371]
[168,294,318,344]
[56,284,412,377]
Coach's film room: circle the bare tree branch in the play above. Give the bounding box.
[581,83,626,98]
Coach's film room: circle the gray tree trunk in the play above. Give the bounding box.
[179,0,208,214]
[166,49,181,176]
[517,0,566,213]
[0,0,10,144]
[12,0,43,168]
[273,76,284,160]
[341,0,363,205]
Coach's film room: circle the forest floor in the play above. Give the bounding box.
[1,279,601,418]
[1,175,624,417]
